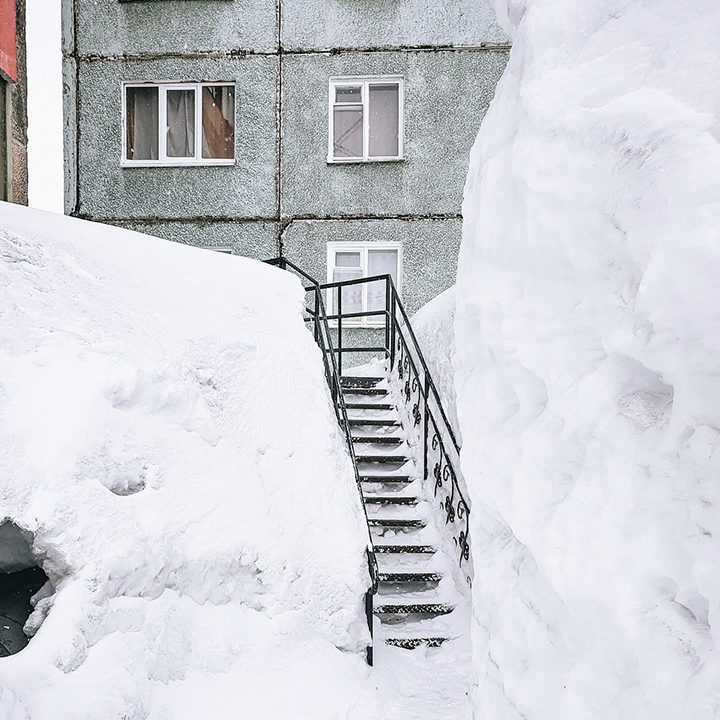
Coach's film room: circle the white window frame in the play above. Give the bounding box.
[327,76,404,164]
[121,81,235,167]
[326,242,403,327]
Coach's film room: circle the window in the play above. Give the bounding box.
[327,242,402,326]
[123,82,235,166]
[328,77,404,163]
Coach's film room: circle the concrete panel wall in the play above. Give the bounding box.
[63,55,77,213]
[282,0,508,51]
[280,50,508,218]
[111,219,278,257]
[75,0,276,56]
[76,55,277,219]
[281,217,461,314]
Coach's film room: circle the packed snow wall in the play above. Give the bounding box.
[0,204,371,719]
[456,1,720,718]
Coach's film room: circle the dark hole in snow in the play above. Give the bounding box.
[0,521,49,657]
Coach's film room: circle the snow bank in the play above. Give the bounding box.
[0,203,373,719]
[457,2,720,718]
[411,287,461,444]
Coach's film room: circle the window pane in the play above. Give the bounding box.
[333,106,363,158]
[166,88,195,158]
[368,83,399,158]
[335,251,361,267]
[331,266,362,315]
[335,86,361,104]
[126,86,158,161]
[367,249,398,312]
[202,85,235,159]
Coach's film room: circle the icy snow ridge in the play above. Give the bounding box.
[456,1,720,718]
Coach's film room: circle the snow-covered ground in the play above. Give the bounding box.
[0,204,475,719]
[0,203,376,718]
[456,1,720,718]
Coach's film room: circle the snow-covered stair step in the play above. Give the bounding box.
[360,476,414,488]
[363,496,419,506]
[342,387,388,396]
[385,637,447,649]
[341,376,385,388]
[345,402,395,411]
[356,454,409,464]
[368,518,426,531]
[347,418,400,427]
[374,544,436,555]
[374,602,455,624]
[352,437,404,447]
[377,572,442,595]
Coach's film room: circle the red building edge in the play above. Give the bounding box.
[0,0,18,82]
[1,0,27,204]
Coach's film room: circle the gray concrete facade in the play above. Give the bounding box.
[63,0,508,322]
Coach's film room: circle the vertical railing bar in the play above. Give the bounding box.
[384,277,390,358]
[314,290,319,344]
[337,284,343,379]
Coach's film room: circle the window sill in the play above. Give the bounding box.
[327,156,405,165]
[121,159,235,168]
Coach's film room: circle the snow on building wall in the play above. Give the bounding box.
[456,1,720,718]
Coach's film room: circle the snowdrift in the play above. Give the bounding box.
[457,1,720,718]
[411,287,461,444]
[0,203,372,719]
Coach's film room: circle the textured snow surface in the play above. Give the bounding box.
[0,204,375,719]
[457,1,720,718]
[411,287,461,444]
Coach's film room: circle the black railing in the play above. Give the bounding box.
[264,258,379,666]
[319,273,472,587]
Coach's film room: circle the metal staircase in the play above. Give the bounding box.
[265,258,471,664]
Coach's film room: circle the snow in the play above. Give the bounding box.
[456,1,720,718]
[0,204,478,719]
[0,203,373,718]
[411,286,461,444]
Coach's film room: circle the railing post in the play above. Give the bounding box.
[337,286,343,378]
[384,277,391,359]
[423,373,430,485]
[389,288,396,371]
[314,290,320,344]
[365,589,374,666]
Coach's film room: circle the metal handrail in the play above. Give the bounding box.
[265,257,472,658]
[265,257,379,665]
[320,274,460,454]
[319,272,471,583]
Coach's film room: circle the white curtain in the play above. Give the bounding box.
[333,251,362,314]
[367,249,398,312]
[368,84,399,157]
[166,89,195,158]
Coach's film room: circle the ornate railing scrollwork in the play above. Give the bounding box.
[387,288,472,587]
